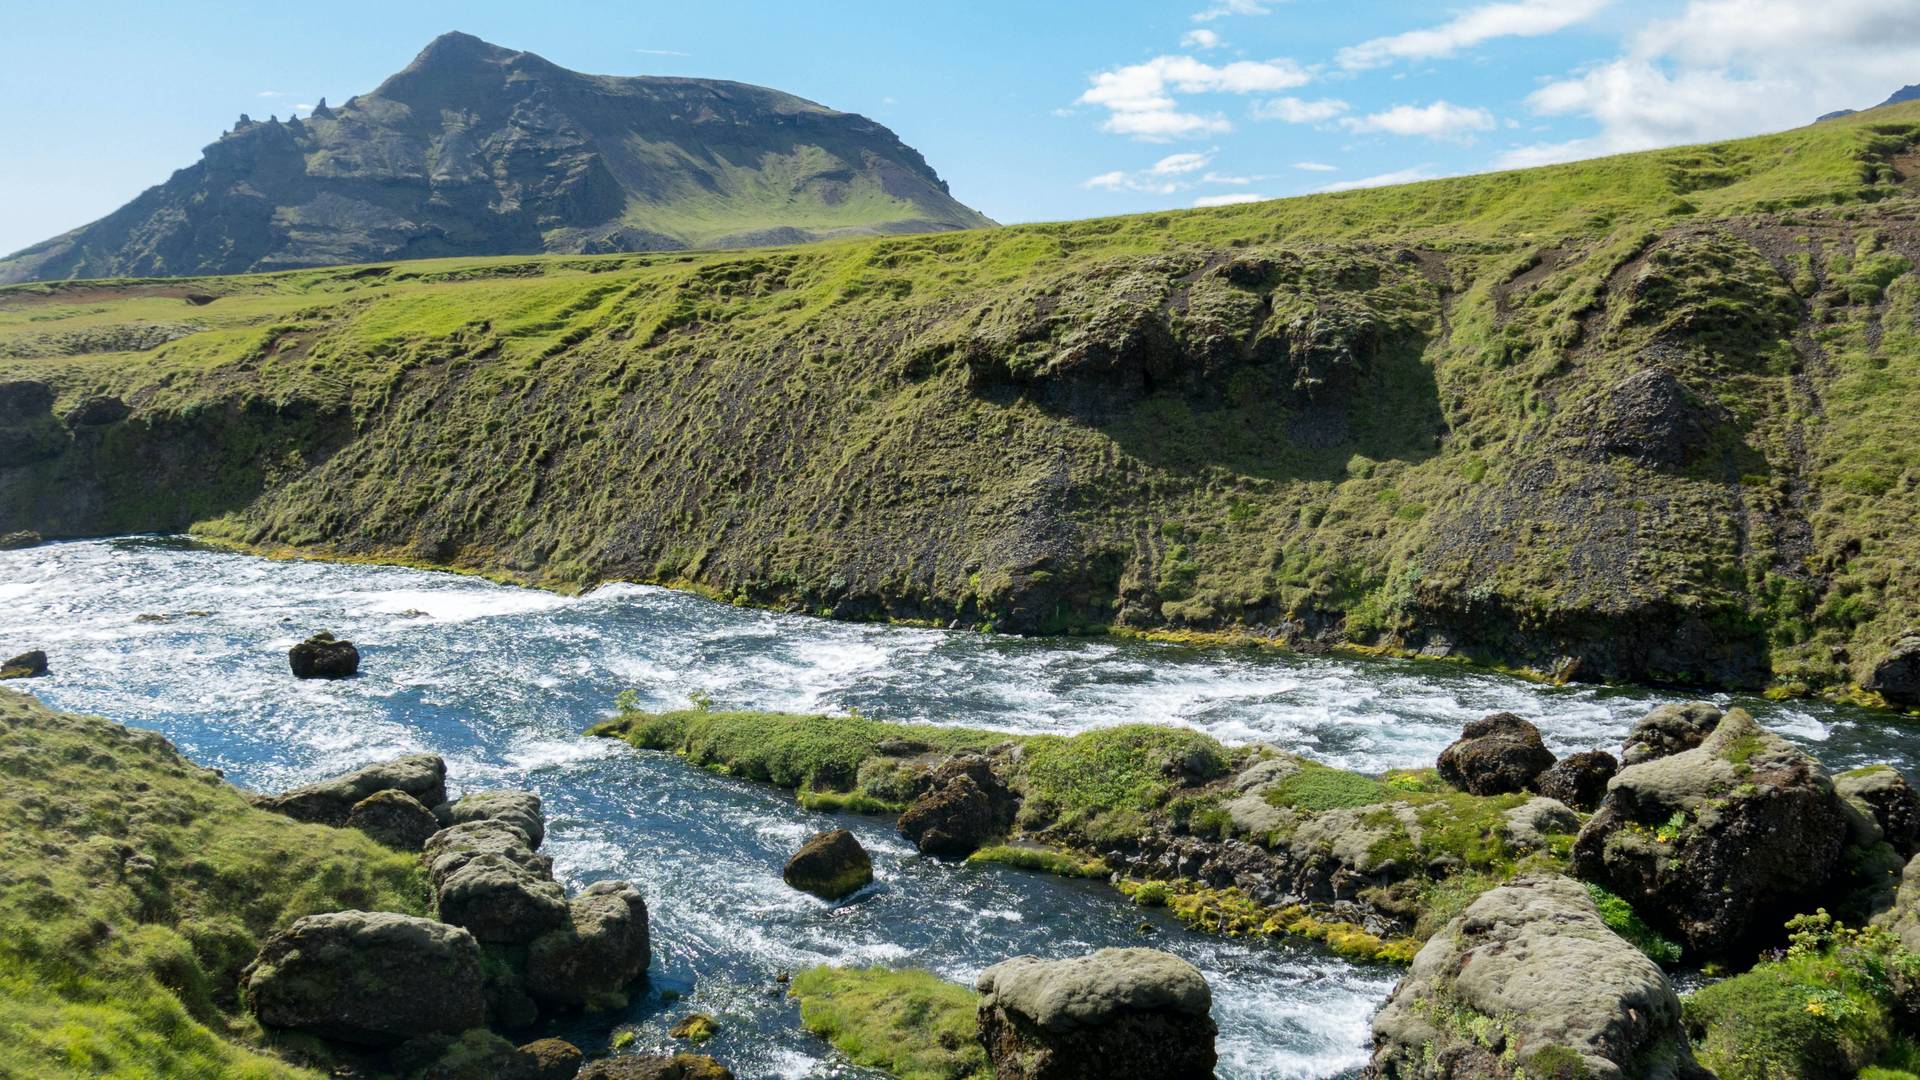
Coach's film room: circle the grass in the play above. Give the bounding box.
[966,844,1109,879]
[0,689,428,1079]
[1585,883,1684,966]
[787,966,987,1080]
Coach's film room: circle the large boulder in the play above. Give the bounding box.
[1837,764,1920,856]
[435,790,546,848]
[1435,713,1556,796]
[1367,875,1705,1080]
[898,755,1018,857]
[0,530,42,550]
[524,880,652,1006]
[783,828,874,900]
[0,650,47,680]
[1572,708,1849,955]
[1866,632,1920,707]
[244,910,485,1046]
[424,818,554,888]
[1620,702,1722,766]
[577,1054,734,1080]
[253,753,447,826]
[289,630,360,678]
[345,788,442,850]
[1534,750,1617,812]
[519,1039,585,1080]
[435,854,570,944]
[1873,852,1920,953]
[1499,797,1581,853]
[975,947,1216,1080]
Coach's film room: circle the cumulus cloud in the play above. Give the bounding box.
[1083,151,1222,193]
[1342,101,1497,141]
[1182,28,1223,49]
[634,48,691,57]
[1193,0,1270,22]
[1195,192,1269,206]
[1499,0,1920,168]
[1318,166,1438,192]
[1078,54,1312,140]
[1251,96,1350,123]
[1293,161,1339,172]
[1339,0,1611,69]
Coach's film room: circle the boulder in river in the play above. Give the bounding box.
[244,910,485,1045]
[524,879,652,1007]
[254,753,448,826]
[1572,708,1849,955]
[1837,764,1920,856]
[518,1038,585,1080]
[0,650,48,680]
[1866,632,1920,707]
[435,789,547,848]
[783,828,874,900]
[435,853,571,944]
[1534,750,1617,812]
[425,818,555,888]
[1435,713,1556,796]
[975,947,1216,1080]
[1619,702,1722,767]
[345,787,443,850]
[1367,875,1706,1079]
[898,755,1018,857]
[577,1054,734,1080]
[289,630,359,678]
[0,530,42,550]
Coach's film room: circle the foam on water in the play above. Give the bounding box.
[4,536,1917,1078]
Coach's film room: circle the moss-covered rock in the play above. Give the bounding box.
[975,948,1216,1080]
[434,790,547,849]
[523,880,651,1008]
[254,752,448,826]
[788,966,988,1080]
[782,827,874,900]
[1435,713,1557,796]
[347,787,443,850]
[244,910,487,1046]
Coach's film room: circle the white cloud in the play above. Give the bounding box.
[1252,96,1350,123]
[1078,54,1312,140]
[1339,0,1611,69]
[1183,28,1223,49]
[1500,0,1920,168]
[1151,151,1215,175]
[1293,161,1339,172]
[635,48,691,57]
[1204,171,1256,184]
[1193,0,1270,22]
[1343,101,1497,141]
[1083,170,1133,190]
[256,90,285,98]
[1083,151,1222,193]
[1319,166,1437,192]
[1195,193,1269,206]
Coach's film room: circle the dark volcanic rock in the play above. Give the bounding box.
[524,879,652,1006]
[0,650,48,679]
[1867,633,1920,707]
[1572,709,1850,955]
[1435,713,1556,796]
[976,947,1217,1080]
[62,395,130,426]
[254,753,447,826]
[288,630,359,677]
[1573,366,1726,470]
[782,828,874,900]
[425,818,555,887]
[244,910,485,1045]
[519,1039,585,1080]
[345,787,442,850]
[898,755,1018,857]
[1535,751,1618,812]
[0,32,989,285]
[0,530,41,550]
[1368,875,1706,1080]
[435,790,546,848]
[577,1054,734,1080]
[434,854,570,944]
[1838,764,1920,856]
[1620,702,1723,766]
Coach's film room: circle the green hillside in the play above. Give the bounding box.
[4,104,1920,701]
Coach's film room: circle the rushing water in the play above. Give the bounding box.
[3,537,1917,1079]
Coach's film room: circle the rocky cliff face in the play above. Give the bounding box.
[0,32,990,284]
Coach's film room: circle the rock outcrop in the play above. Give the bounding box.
[1367,875,1705,1080]
[1534,750,1617,812]
[289,630,359,678]
[245,910,486,1045]
[1572,708,1849,954]
[524,880,653,1007]
[345,787,443,850]
[1872,852,1920,952]
[253,753,447,826]
[975,948,1216,1080]
[783,828,874,900]
[1619,702,1722,766]
[0,650,47,679]
[1499,797,1581,853]
[1839,764,1920,856]
[424,814,568,944]
[898,755,1018,857]
[1866,632,1920,707]
[1436,713,1556,795]
[519,1039,585,1080]
[436,790,547,848]
[576,1054,734,1080]
[0,529,41,549]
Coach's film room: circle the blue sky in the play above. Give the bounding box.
[3,1,1918,254]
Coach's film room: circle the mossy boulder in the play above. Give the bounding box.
[0,529,41,549]
[1535,751,1618,812]
[0,649,47,680]
[1367,875,1705,1080]
[346,787,443,850]
[243,909,487,1046]
[1572,708,1849,955]
[524,880,652,1007]
[519,1038,585,1080]
[289,630,360,678]
[1619,702,1722,767]
[1873,852,1920,952]
[782,827,874,900]
[1436,713,1556,796]
[1866,632,1920,707]
[975,948,1216,1080]
[1838,764,1920,856]
[435,790,547,848]
[254,752,448,826]
[899,755,1018,857]
[434,854,570,944]
[577,1053,734,1080]
[407,1028,581,1080]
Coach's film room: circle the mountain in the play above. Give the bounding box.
[0,32,991,284]
[4,103,1920,704]
[1817,82,1920,122]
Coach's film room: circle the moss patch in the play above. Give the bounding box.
[788,966,987,1080]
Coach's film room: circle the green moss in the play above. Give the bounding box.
[966,844,1108,879]
[788,966,988,1080]
[0,690,427,1079]
[1016,725,1232,844]
[1584,883,1683,966]
[1266,763,1387,811]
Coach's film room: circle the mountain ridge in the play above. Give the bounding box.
[0,32,992,284]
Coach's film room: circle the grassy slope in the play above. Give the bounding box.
[4,106,1920,697]
[0,689,428,1079]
